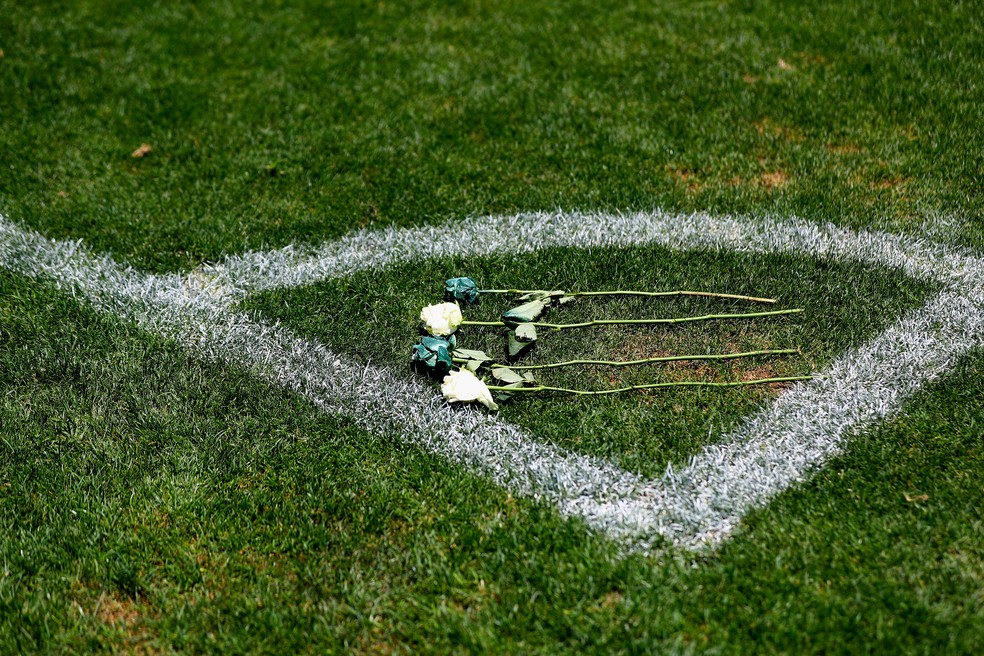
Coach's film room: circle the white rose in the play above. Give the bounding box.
[441,369,498,410]
[420,302,463,336]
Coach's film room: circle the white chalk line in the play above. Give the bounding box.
[3,211,983,551]
[206,210,982,297]
[0,217,646,508]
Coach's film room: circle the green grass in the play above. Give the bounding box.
[1,0,982,271]
[2,259,982,654]
[2,0,983,653]
[246,245,934,477]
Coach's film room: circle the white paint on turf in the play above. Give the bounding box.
[3,211,983,551]
[206,211,982,296]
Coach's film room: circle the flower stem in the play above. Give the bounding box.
[469,348,799,370]
[461,308,802,330]
[477,289,777,304]
[487,375,816,395]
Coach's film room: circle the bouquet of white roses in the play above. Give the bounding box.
[411,277,813,411]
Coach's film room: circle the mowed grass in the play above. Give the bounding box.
[247,245,934,477]
[2,0,983,653]
[1,0,981,271]
[2,261,982,654]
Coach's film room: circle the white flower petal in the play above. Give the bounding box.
[420,302,463,336]
[441,369,498,410]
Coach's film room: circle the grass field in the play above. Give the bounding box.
[2,1,983,653]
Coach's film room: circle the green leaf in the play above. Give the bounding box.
[492,367,526,384]
[507,330,535,359]
[514,323,537,343]
[517,289,566,302]
[503,299,546,323]
[453,348,493,372]
[492,381,527,402]
[453,348,491,362]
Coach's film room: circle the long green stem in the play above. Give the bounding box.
[487,375,816,396]
[478,289,776,304]
[452,348,799,371]
[461,308,802,330]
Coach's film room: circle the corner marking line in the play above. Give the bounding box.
[2,210,983,551]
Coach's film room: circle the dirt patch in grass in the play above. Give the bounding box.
[741,362,792,387]
[872,176,909,191]
[592,590,625,612]
[726,170,791,191]
[97,595,143,626]
[588,329,793,395]
[607,331,690,362]
[759,171,790,189]
[92,593,159,655]
[753,119,804,143]
[665,166,702,192]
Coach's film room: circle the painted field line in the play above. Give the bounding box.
[209,210,982,295]
[0,215,645,518]
[208,209,984,548]
[3,212,984,552]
